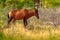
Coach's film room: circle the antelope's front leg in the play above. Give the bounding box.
[23,18,27,27]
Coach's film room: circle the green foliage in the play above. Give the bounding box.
[0,0,34,9]
[0,31,6,40]
[42,0,60,7]
[0,0,60,9]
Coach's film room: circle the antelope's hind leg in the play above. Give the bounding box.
[12,19,16,25]
[8,17,13,27]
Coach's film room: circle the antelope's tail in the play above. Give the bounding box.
[8,11,12,18]
[8,14,9,18]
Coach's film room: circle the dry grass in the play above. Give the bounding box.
[1,23,60,40]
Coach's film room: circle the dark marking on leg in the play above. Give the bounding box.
[23,18,27,27]
[25,20,28,27]
[8,17,12,24]
[23,18,26,26]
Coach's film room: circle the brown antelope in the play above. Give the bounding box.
[8,3,39,27]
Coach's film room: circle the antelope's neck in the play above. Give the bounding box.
[34,9,38,14]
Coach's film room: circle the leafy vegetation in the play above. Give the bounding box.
[0,0,60,9]
[42,0,60,8]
